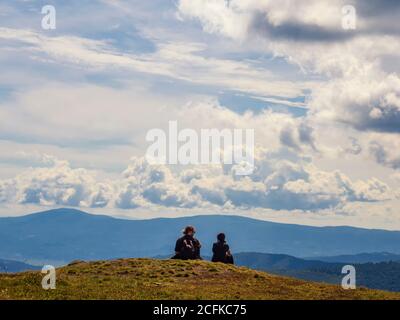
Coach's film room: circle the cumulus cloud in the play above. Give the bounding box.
[310,72,400,133]
[178,0,344,41]
[177,0,400,175]
[0,153,394,212]
[178,0,400,42]
[3,159,103,207]
[177,0,400,95]
[116,157,199,209]
[279,121,317,151]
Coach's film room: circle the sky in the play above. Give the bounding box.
[0,0,400,229]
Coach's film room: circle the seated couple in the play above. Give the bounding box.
[172,225,234,264]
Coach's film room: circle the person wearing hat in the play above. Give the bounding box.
[172,225,202,260]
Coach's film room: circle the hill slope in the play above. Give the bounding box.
[2,208,400,264]
[0,258,399,300]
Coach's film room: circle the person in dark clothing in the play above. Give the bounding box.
[172,225,202,260]
[211,233,234,264]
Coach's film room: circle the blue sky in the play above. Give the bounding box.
[0,0,400,229]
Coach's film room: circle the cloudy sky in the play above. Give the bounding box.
[0,0,399,229]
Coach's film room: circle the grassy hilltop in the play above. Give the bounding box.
[0,258,399,300]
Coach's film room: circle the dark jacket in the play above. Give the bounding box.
[211,241,234,264]
[172,235,202,260]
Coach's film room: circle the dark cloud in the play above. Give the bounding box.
[357,0,400,16]
[249,1,400,43]
[251,12,355,43]
[351,107,400,133]
[279,123,316,151]
[298,123,317,150]
[345,0,400,35]
[280,127,299,150]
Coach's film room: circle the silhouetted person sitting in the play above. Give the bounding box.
[211,233,234,264]
[172,225,202,260]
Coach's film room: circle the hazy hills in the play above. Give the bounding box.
[2,208,400,265]
[0,259,40,273]
[235,252,400,292]
[306,252,400,264]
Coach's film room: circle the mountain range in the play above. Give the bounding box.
[234,252,400,292]
[2,208,400,265]
[0,258,40,273]
[305,252,400,264]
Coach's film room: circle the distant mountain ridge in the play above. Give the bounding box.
[234,252,400,292]
[0,259,40,273]
[305,252,400,264]
[235,252,334,270]
[2,208,400,265]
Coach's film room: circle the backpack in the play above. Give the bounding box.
[181,238,196,259]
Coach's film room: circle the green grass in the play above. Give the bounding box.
[0,258,399,300]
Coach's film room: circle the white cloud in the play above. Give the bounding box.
[0,0,399,228]
[5,159,102,207]
[0,83,313,153]
[0,27,305,98]
[0,151,395,212]
[310,71,400,133]
[177,0,400,174]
